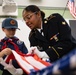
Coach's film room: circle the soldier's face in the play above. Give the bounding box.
[2,28,16,38]
[22,11,42,29]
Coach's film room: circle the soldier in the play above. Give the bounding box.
[0,18,28,75]
[22,5,76,62]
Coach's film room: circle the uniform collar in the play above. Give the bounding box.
[37,21,43,33]
[2,36,18,41]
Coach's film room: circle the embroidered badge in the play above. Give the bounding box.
[17,40,23,45]
[54,36,58,42]
[50,33,59,41]
[10,20,16,25]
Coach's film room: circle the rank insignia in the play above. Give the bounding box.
[62,22,66,25]
[54,36,58,42]
[58,47,63,49]
[50,33,59,41]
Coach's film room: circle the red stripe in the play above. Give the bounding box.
[11,50,51,74]
[21,56,39,70]
[33,54,51,66]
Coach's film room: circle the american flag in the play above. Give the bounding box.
[10,50,51,74]
[30,48,76,75]
[67,0,76,19]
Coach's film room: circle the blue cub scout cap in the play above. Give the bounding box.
[2,18,20,30]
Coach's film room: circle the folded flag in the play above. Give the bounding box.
[6,50,51,74]
[30,48,76,75]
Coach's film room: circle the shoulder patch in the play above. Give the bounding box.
[47,14,56,20]
[44,14,56,24]
[17,40,23,45]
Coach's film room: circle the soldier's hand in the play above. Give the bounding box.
[28,46,37,54]
[28,46,49,59]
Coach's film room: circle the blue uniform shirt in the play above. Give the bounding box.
[0,36,28,70]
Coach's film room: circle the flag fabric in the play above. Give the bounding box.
[67,0,76,19]
[10,51,51,74]
[30,48,76,75]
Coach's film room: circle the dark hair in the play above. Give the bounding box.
[23,5,45,19]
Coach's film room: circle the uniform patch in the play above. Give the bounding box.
[17,40,23,45]
[50,33,59,41]
[10,20,16,25]
[54,36,59,42]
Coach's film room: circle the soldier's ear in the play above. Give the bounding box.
[36,11,41,17]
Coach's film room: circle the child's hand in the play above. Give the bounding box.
[0,48,12,57]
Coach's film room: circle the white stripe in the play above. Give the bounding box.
[12,50,34,73]
[25,56,47,70]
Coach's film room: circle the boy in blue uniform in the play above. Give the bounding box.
[0,18,28,75]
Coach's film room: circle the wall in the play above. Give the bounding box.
[18,8,74,19]
[15,0,76,8]
[16,0,76,19]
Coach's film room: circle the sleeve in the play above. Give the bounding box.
[21,42,28,54]
[0,41,5,70]
[45,13,76,62]
[29,30,38,47]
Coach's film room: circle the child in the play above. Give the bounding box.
[0,18,28,75]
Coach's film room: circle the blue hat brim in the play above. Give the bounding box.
[4,27,20,30]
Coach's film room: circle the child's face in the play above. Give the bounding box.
[2,28,16,38]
